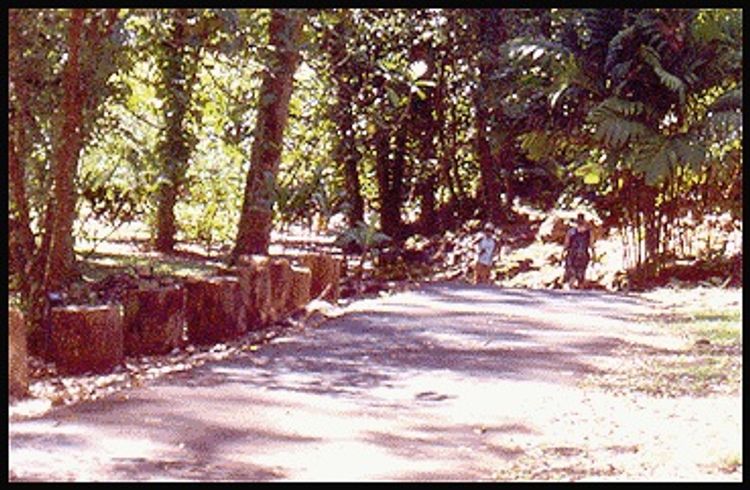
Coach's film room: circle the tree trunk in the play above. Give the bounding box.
[344,136,365,227]
[498,140,517,216]
[43,9,87,293]
[333,83,364,229]
[412,45,439,234]
[39,9,120,291]
[155,9,194,253]
[232,10,304,259]
[8,12,37,285]
[8,131,36,286]
[340,106,365,228]
[326,13,364,228]
[473,9,507,225]
[390,124,408,238]
[475,120,503,223]
[375,124,407,241]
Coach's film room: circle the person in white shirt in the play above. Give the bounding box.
[474,223,497,284]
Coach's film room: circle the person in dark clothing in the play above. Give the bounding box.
[563,213,595,289]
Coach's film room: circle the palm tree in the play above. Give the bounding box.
[507,8,742,274]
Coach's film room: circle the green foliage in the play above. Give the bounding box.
[708,85,742,113]
[336,219,390,252]
[174,151,244,251]
[518,131,554,162]
[587,98,655,150]
[640,45,686,105]
[9,8,742,288]
[508,8,742,277]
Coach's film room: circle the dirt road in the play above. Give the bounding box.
[8,283,742,481]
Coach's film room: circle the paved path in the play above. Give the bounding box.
[8,283,740,481]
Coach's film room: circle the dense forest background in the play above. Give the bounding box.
[9,9,743,326]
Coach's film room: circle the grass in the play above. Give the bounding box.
[584,291,742,398]
[669,307,742,346]
[652,305,741,396]
[78,246,222,283]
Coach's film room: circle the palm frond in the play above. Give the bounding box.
[639,45,686,105]
[708,85,742,113]
[670,135,708,173]
[589,97,647,119]
[629,135,670,186]
[630,134,707,185]
[587,97,654,150]
[505,37,571,64]
[604,25,637,75]
[517,130,554,161]
[696,85,743,140]
[584,9,625,54]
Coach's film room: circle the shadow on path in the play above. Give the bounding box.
[11,282,675,481]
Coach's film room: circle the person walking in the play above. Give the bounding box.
[563,213,594,289]
[474,223,497,285]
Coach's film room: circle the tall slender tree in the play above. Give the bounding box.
[9,8,122,336]
[323,10,365,229]
[232,9,305,259]
[154,9,200,252]
[43,9,120,292]
[472,9,508,224]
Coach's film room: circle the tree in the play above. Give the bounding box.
[406,14,441,234]
[9,8,123,330]
[471,9,508,225]
[151,9,242,252]
[232,9,306,259]
[46,9,121,291]
[510,8,742,274]
[153,9,201,252]
[321,9,366,229]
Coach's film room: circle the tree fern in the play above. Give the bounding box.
[629,135,670,185]
[674,136,707,172]
[596,117,653,150]
[629,133,708,185]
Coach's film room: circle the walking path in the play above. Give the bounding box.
[8,283,742,481]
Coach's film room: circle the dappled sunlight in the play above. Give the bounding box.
[9,6,741,482]
[10,281,742,481]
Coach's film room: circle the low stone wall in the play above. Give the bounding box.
[288,265,312,313]
[300,253,342,302]
[23,252,343,377]
[269,257,292,321]
[123,285,186,356]
[235,254,273,328]
[9,307,28,398]
[50,304,124,375]
[184,276,247,345]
